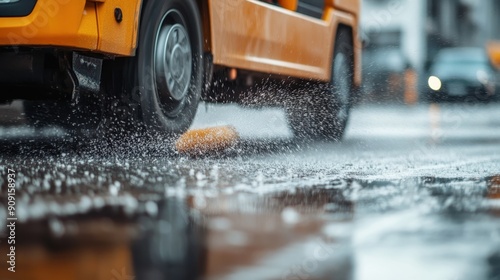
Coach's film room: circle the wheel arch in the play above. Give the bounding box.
[95,0,145,56]
[97,0,207,56]
[195,0,212,53]
[135,0,208,42]
[328,9,361,87]
[150,0,207,47]
[133,0,211,79]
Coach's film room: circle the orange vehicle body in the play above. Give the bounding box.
[487,41,500,69]
[0,0,141,55]
[0,0,361,85]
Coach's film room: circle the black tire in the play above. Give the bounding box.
[286,28,354,141]
[106,0,203,137]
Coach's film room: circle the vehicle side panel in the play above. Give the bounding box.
[325,0,362,86]
[325,7,362,86]
[0,0,98,51]
[209,0,335,81]
[0,0,142,56]
[330,0,360,16]
[0,0,360,83]
[278,0,298,11]
[95,0,143,56]
[208,0,360,84]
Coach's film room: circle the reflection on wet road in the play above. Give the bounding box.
[1,102,500,280]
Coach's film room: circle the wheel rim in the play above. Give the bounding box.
[332,53,350,122]
[154,10,192,118]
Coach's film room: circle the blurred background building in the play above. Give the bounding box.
[427,0,500,61]
[360,0,500,102]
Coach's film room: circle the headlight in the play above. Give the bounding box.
[428,76,442,91]
[476,70,490,84]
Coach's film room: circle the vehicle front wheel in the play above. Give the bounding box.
[105,0,203,137]
[286,28,354,141]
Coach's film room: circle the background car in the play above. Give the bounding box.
[423,47,499,102]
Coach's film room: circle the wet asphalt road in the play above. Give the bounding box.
[0,101,500,280]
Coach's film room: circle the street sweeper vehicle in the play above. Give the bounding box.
[0,0,361,141]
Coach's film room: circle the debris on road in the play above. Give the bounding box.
[175,125,239,156]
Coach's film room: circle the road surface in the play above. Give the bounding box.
[0,101,499,280]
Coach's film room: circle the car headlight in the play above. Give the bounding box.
[428,76,442,91]
[476,70,491,84]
